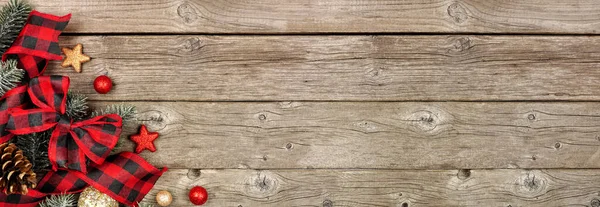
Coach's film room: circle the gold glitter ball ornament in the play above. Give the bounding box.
[77,186,119,207]
[156,190,173,206]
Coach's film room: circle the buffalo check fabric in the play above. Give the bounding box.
[0,152,167,207]
[7,76,122,173]
[2,10,71,79]
[0,85,28,143]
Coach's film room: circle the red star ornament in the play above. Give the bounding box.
[130,125,159,153]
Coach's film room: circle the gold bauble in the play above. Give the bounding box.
[156,190,173,206]
[77,186,119,207]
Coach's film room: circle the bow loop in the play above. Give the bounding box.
[7,76,122,173]
[27,76,68,113]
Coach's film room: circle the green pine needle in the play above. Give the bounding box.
[137,203,155,207]
[0,0,32,55]
[0,59,24,96]
[12,131,51,172]
[66,93,89,121]
[38,193,77,207]
[91,104,137,123]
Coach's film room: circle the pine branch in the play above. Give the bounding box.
[0,0,32,55]
[0,59,24,96]
[38,194,77,207]
[137,203,155,207]
[12,131,51,172]
[66,93,89,121]
[91,104,136,123]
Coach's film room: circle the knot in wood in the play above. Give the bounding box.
[527,113,536,121]
[187,168,201,180]
[285,143,293,150]
[448,37,472,53]
[591,198,600,207]
[322,199,333,207]
[137,110,167,130]
[258,114,267,121]
[457,169,471,180]
[245,171,279,198]
[447,2,468,24]
[366,67,384,78]
[513,171,548,198]
[554,142,561,149]
[180,37,204,53]
[355,120,379,133]
[407,110,442,134]
[177,2,199,23]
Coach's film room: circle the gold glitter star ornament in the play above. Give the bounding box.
[61,43,90,73]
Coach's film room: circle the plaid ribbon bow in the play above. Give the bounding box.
[2,10,71,78]
[0,152,167,207]
[7,76,122,173]
[0,10,71,142]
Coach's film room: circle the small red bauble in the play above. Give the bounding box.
[93,75,113,94]
[189,186,208,205]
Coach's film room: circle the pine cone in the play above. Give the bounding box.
[0,143,37,194]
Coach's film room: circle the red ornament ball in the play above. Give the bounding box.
[93,75,113,94]
[189,186,208,205]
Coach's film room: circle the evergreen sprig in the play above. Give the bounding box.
[0,59,24,96]
[91,104,137,123]
[66,93,89,121]
[12,131,51,172]
[38,194,77,207]
[0,0,32,55]
[137,203,155,207]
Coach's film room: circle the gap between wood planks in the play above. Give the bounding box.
[60,32,600,36]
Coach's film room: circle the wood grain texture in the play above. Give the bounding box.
[4,0,600,34]
[142,169,600,206]
[99,101,600,169]
[51,35,600,101]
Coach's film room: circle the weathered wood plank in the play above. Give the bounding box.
[142,169,600,206]
[98,101,600,169]
[4,0,600,34]
[51,35,600,101]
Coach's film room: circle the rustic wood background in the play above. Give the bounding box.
[7,0,600,206]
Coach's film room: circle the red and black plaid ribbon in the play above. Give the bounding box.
[7,76,122,173]
[2,10,70,79]
[0,152,167,207]
[0,86,28,143]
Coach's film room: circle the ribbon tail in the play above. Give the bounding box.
[0,189,47,207]
[37,152,167,206]
[48,129,87,172]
